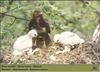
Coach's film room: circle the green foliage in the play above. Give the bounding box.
[0,1,100,51]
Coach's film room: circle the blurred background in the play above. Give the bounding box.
[0,0,100,54]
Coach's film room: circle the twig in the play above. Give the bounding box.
[92,48,100,62]
[0,13,30,21]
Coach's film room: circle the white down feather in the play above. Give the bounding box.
[54,31,85,46]
[13,29,38,56]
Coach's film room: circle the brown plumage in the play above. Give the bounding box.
[28,9,51,57]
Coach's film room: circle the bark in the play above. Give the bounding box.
[92,25,100,44]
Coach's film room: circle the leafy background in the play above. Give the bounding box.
[0,0,100,64]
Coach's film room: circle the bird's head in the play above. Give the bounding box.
[33,9,42,18]
[28,29,38,38]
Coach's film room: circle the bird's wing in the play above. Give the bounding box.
[13,35,32,50]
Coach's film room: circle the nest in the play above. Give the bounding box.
[1,41,100,64]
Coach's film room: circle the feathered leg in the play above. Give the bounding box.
[43,41,46,48]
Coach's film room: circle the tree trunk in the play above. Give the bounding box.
[92,25,100,44]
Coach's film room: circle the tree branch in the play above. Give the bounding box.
[0,13,30,22]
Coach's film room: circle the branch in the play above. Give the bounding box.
[92,25,100,44]
[0,13,30,21]
[4,6,20,14]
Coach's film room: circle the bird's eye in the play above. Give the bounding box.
[34,34,37,36]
